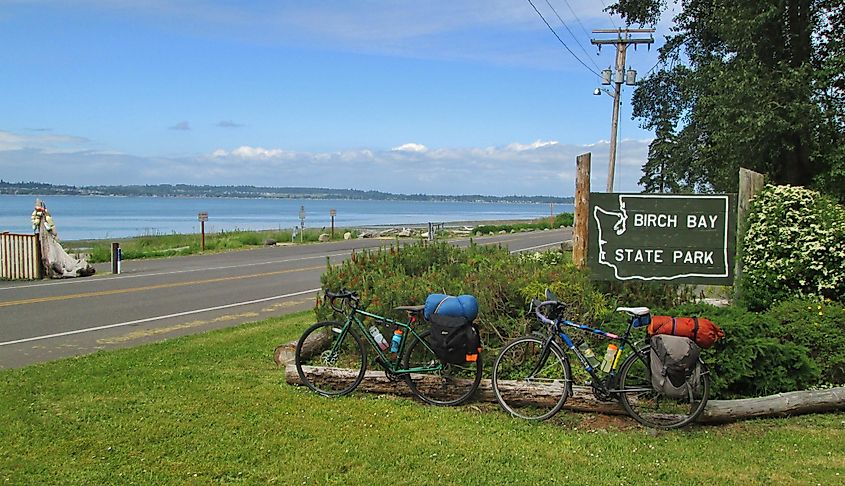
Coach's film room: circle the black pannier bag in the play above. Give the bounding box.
[429,314,480,365]
[649,334,704,399]
[424,294,480,364]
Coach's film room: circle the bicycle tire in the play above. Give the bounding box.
[294,321,367,397]
[491,335,571,420]
[401,329,482,406]
[617,345,710,429]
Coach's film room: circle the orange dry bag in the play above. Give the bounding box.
[647,316,725,349]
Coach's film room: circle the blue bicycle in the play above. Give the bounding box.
[491,290,710,428]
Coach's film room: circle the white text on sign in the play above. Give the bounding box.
[632,213,719,229]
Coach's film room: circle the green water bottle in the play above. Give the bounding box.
[578,341,600,368]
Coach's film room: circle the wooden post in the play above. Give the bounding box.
[572,153,591,268]
[198,211,208,251]
[111,242,120,274]
[735,167,765,293]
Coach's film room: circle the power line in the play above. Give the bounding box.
[543,0,601,71]
[527,0,601,77]
[560,0,594,41]
[597,0,620,29]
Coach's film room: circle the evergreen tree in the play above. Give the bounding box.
[610,0,845,200]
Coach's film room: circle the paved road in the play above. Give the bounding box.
[0,229,570,368]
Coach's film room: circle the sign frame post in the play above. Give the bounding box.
[198,211,208,251]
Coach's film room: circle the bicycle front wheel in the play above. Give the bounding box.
[491,336,571,420]
[294,321,366,397]
[402,330,482,406]
[617,346,710,429]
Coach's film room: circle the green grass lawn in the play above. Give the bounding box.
[2,311,843,485]
[64,228,358,263]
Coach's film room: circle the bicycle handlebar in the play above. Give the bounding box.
[533,299,560,327]
[325,289,359,312]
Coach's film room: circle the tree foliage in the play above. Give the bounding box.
[609,0,845,201]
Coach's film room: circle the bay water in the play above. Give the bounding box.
[0,195,572,241]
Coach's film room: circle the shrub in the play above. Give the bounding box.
[766,298,845,385]
[662,302,821,398]
[474,213,573,235]
[318,242,607,350]
[740,185,845,310]
[595,281,696,310]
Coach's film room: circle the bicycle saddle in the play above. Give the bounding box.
[615,306,651,316]
[394,305,425,312]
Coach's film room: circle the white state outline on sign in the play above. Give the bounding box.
[593,194,730,281]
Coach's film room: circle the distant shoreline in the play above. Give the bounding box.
[0,182,574,205]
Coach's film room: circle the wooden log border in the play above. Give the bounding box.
[283,362,845,424]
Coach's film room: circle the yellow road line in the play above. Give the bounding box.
[0,265,325,308]
[96,298,311,345]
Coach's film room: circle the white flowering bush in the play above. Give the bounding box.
[740,185,845,310]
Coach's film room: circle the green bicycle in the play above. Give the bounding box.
[294,289,483,406]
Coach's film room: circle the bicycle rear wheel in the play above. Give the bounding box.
[491,336,571,420]
[295,321,366,397]
[617,346,710,429]
[402,330,482,406]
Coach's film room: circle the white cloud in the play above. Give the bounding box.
[0,129,651,195]
[391,143,428,153]
[225,146,286,159]
[0,130,90,152]
[505,140,560,152]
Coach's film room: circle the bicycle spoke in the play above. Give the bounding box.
[618,348,710,429]
[295,321,366,397]
[402,330,482,406]
[492,336,570,420]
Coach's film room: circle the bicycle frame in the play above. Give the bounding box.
[550,315,645,394]
[335,306,444,375]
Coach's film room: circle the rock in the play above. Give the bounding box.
[397,228,412,237]
[498,230,507,234]
[318,233,330,242]
[263,238,277,246]
[344,232,352,240]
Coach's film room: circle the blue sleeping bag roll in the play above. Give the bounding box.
[424,294,478,322]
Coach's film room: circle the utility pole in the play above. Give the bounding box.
[592,28,654,192]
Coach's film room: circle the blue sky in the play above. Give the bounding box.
[0,1,672,196]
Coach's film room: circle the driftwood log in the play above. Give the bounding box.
[286,364,627,415]
[284,364,845,424]
[700,387,845,423]
[274,328,332,367]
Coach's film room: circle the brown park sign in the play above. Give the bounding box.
[588,193,737,284]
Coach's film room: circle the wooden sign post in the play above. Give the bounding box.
[198,211,208,251]
[572,153,591,268]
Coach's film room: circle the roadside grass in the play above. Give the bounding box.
[65,228,359,263]
[2,312,843,485]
